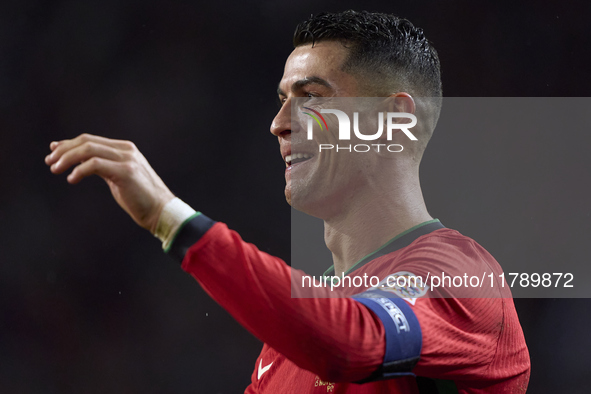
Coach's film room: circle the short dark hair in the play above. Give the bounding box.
[293,10,442,98]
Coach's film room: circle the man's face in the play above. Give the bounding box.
[272,41,367,217]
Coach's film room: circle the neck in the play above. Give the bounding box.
[323,173,432,277]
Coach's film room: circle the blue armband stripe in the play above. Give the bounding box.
[352,289,422,382]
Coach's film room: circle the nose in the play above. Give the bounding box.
[270,98,291,137]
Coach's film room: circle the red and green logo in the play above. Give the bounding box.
[302,107,329,131]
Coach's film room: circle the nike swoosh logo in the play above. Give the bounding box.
[257,359,273,380]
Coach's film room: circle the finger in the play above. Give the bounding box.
[50,142,129,175]
[67,157,129,184]
[46,134,135,165]
[46,134,134,165]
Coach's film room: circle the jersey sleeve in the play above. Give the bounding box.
[382,233,509,381]
[168,214,423,383]
[350,290,422,382]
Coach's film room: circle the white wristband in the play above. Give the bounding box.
[154,197,198,251]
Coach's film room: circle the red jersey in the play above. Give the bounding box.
[168,215,530,393]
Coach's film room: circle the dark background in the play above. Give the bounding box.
[1,0,590,392]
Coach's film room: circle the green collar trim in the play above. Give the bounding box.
[322,219,443,278]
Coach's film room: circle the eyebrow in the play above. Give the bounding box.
[277,76,333,96]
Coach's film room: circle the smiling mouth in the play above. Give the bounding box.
[285,153,314,167]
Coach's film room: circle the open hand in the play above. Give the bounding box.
[45,134,175,233]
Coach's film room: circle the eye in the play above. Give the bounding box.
[303,92,322,106]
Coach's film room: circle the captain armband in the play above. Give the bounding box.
[351,289,422,383]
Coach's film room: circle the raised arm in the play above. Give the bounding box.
[45,134,423,383]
